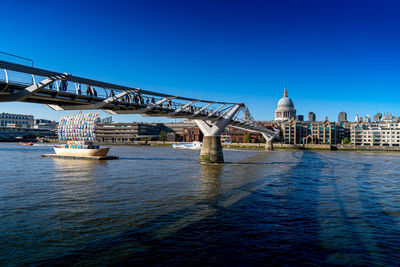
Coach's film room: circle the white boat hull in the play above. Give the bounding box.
[53,146,110,157]
[172,142,202,150]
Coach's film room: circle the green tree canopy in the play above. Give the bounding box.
[159,130,167,142]
[342,137,351,144]
[244,133,251,143]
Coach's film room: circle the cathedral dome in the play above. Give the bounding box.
[274,85,296,121]
[277,97,294,108]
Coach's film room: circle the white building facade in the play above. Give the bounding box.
[0,113,34,128]
[351,122,400,146]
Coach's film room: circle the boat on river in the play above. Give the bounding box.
[172,141,202,150]
[54,141,109,157]
[19,142,34,146]
[53,112,110,158]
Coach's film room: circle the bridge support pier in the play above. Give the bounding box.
[262,133,276,151]
[200,136,224,163]
[265,140,273,150]
[195,104,242,164]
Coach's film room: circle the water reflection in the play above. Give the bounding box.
[199,164,222,200]
[52,158,107,181]
[51,159,107,215]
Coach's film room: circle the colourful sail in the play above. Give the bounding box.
[58,113,100,141]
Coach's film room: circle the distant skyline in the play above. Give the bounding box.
[1,0,399,123]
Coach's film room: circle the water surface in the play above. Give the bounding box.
[1,143,400,266]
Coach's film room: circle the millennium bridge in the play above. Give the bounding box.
[0,60,279,163]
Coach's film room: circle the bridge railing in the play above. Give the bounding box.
[1,71,237,118]
[0,62,243,117]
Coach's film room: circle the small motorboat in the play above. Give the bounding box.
[172,141,202,150]
[19,142,34,146]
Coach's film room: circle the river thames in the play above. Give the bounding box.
[1,143,400,266]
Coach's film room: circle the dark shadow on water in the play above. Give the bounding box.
[222,160,300,166]
[353,159,400,265]
[116,151,332,266]
[20,150,400,266]
[29,150,399,266]
[304,153,372,265]
[0,147,52,152]
[118,157,193,162]
[29,151,336,266]
[118,156,295,165]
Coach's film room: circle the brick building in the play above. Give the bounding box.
[182,121,278,143]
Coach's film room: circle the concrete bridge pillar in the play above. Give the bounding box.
[265,140,274,150]
[262,132,277,151]
[195,105,242,163]
[200,136,224,163]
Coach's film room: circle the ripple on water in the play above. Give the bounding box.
[1,145,400,265]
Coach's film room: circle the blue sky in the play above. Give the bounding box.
[1,0,399,122]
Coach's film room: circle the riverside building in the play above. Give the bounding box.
[33,119,58,131]
[273,86,340,145]
[280,118,339,145]
[0,113,34,128]
[351,122,400,146]
[95,122,163,142]
[337,121,352,143]
[95,121,197,142]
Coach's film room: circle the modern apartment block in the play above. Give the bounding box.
[95,122,163,142]
[337,121,352,143]
[351,122,400,146]
[95,122,197,142]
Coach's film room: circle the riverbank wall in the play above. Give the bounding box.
[38,140,400,152]
[222,143,400,152]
